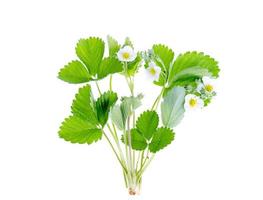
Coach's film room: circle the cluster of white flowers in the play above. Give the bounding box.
[117,47,216,113]
[184,76,216,111]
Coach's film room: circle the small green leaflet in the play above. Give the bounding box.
[110,94,143,130]
[110,105,125,130]
[58,60,92,83]
[96,91,118,127]
[122,129,147,151]
[97,57,123,79]
[161,87,185,128]
[152,44,174,72]
[59,116,102,144]
[136,110,159,140]
[123,37,134,48]
[121,93,143,111]
[151,44,174,86]
[149,127,175,153]
[107,35,120,56]
[75,37,105,76]
[170,66,211,83]
[71,84,98,125]
[126,54,142,76]
[168,51,219,87]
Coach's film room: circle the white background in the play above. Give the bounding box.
[0,0,263,199]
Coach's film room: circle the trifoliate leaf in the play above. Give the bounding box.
[136,110,159,140]
[107,35,120,56]
[75,37,105,76]
[71,85,98,125]
[59,116,102,144]
[58,60,92,83]
[95,91,118,127]
[168,51,219,86]
[152,44,174,71]
[149,127,175,153]
[121,129,147,151]
[97,57,123,79]
[161,87,185,128]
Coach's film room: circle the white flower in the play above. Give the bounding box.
[197,76,216,93]
[184,94,204,111]
[117,46,136,62]
[145,61,161,81]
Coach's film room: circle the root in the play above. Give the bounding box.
[128,188,136,195]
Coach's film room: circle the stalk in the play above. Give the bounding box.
[136,86,166,190]
[102,130,127,173]
[109,75,113,91]
[95,81,131,186]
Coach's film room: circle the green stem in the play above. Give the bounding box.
[137,86,166,182]
[102,130,127,173]
[151,87,165,110]
[137,154,155,178]
[107,124,125,164]
[109,75,113,91]
[127,117,134,185]
[95,81,102,95]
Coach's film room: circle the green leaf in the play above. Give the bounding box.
[75,37,105,76]
[168,51,219,85]
[167,66,211,88]
[96,91,118,127]
[136,110,159,140]
[172,66,211,82]
[59,116,102,144]
[97,57,123,79]
[121,129,147,151]
[149,127,175,153]
[127,54,142,76]
[58,60,92,83]
[107,35,120,56]
[164,77,198,95]
[124,37,133,48]
[121,94,143,110]
[110,105,125,130]
[110,94,143,130]
[154,71,167,86]
[152,44,174,71]
[71,85,98,125]
[130,129,147,150]
[161,87,185,128]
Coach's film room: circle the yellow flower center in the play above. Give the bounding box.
[189,98,197,107]
[149,67,156,75]
[205,84,213,92]
[122,52,130,59]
